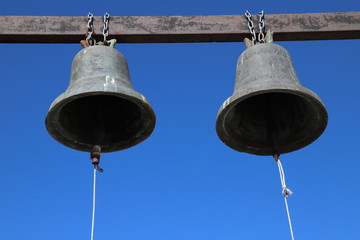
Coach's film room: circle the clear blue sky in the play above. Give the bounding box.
[1,1,359,239]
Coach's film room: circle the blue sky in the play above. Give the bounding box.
[1,1,360,239]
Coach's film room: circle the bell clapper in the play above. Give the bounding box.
[90,145,104,172]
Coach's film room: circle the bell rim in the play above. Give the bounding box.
[45,91,156,153]
[216,87,328,155]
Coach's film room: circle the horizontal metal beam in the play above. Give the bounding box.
[0,12,359,44]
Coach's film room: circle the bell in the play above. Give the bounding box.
[216,42,328,156]
[46,45,156,153]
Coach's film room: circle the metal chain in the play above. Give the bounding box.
[245,10,256,43]
[258,11,265,43]
[103,12,110,42]
[86,12,95,46]
[244,10,266,44]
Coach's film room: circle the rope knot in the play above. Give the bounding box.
[282,187,293,197]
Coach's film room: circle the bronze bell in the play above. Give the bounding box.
[216,42,328,156]
[46,45,156,153]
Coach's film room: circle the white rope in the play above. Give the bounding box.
[91,165,97,240]
[274,155,295,240]
[283,195,295,240]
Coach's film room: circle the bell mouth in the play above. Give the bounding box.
[216,91,328,155]
[46,94,155,152]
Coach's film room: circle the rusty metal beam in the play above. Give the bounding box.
[0,12,359,44]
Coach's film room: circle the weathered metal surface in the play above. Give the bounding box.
[216,43,328,155]
[0,12,359,43]
[45,46,156,152]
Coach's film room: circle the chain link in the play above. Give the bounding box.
[245,10,256,43]
[258,11,265,43]
[86,12,95,46]
[103,12,110,42]
[244,10,265,44]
